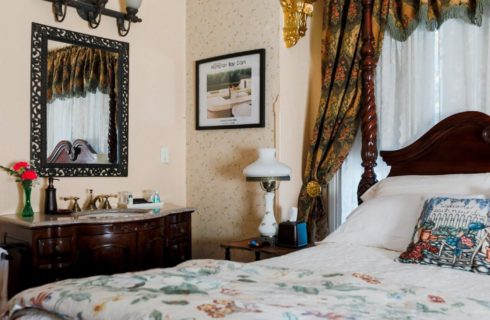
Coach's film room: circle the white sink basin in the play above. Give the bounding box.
[73,209,149,220]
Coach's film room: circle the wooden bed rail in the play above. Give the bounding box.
[358,0,379,202]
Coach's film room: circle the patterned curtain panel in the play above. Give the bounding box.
[47,46,118,103]
[298,1,387,242]
[388,0,489,41]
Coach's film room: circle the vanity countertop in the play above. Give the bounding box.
[0,203,195,228]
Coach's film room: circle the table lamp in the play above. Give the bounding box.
[243,148,291,238]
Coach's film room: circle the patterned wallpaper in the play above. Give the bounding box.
[186,0,280,260]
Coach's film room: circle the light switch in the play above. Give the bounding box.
[160,147,170,163]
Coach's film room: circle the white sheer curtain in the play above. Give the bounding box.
[47,90,110,158]
[336,9,490,225]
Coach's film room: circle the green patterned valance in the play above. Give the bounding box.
[387,0,490,41]
[47,46,119,103]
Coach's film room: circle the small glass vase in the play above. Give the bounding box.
[21,181,34,218]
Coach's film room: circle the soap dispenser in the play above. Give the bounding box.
[45,177,59,215]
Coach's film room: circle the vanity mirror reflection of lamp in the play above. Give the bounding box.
[243,148,291,238]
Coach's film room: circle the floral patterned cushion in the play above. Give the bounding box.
[399,197,490,274]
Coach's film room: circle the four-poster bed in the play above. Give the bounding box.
[5,1,490,319]
[358,0,378,200]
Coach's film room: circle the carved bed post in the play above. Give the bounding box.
[108,59,117,164]
[357,0,378,202]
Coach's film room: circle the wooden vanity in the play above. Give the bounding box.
[0,204,194,296]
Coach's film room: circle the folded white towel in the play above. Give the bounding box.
[0,247,8,313]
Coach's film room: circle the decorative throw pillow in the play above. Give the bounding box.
[399,197,490,274]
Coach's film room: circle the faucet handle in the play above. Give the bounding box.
[101,194,117,210]
[62,196,81,213]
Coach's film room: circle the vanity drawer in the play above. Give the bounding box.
[166,239,191,267]
[168,222,190,239]
[37,237,72,258]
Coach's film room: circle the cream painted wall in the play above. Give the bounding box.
[186,0,279,260]
[277,1,323,220]
[0,1,187,214]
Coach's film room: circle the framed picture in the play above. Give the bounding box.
[195,49,265,130]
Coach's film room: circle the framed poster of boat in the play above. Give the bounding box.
[195,49,265,130]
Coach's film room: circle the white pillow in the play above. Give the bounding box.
[323,194,427,252]
[361,173,490,202]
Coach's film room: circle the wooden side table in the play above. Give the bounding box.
[220,238,313,261]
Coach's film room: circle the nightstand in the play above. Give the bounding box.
[220,238,313,261]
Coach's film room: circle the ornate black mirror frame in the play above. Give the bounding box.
[30,23,129,177]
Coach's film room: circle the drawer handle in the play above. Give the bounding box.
[179,227,185,234]
[55,244,61,252]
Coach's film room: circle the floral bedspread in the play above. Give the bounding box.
[6,259,490,319]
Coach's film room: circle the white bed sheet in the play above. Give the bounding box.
[254,240,489,300]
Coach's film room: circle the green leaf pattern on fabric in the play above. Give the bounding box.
[7,260,490,319]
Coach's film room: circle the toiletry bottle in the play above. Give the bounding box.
[127,192,133,205]
[45,177,59,214]
[152,192,160,203]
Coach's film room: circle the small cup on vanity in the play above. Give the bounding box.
[118,191,130,205]
[143,190,156,202]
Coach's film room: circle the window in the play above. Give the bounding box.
[333,9,490,227]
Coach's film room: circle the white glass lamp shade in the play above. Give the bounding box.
[243,148,291,181]
[126,0,142,9]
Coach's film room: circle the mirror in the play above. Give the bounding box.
[30,23,128,177]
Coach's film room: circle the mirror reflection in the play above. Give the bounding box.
[46,40,118,165]
[30,23,129,177]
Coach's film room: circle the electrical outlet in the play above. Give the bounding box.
[160,147,170,163]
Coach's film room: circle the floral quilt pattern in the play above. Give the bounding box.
[6,259,490,319]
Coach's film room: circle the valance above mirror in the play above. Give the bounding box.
[30,23,129,177]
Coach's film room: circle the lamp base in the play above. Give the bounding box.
[258,192,277,237]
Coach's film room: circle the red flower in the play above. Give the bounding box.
[30,291,51,307]
[460,236,474,248]
[21,170,38,181]
[13,161,29,172]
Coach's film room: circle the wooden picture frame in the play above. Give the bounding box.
[195,49,265,130]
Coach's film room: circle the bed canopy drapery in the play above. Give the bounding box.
[296,0,490,242]
[357,0,490,204]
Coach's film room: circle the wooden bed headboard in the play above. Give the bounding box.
[380,111,490,177]
[47,139,98,164]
